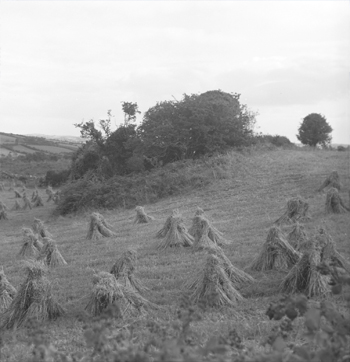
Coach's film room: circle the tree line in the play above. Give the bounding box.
[71,90,257,180]
[69,90,334,182]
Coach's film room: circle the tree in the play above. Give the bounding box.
[121,102,141,126]
[139,90,256,164]
[104,124,139,175]
[297,113,333,147]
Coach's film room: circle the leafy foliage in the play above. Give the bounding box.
[297,113,333,147]
[56,157,215,214]
[70,91,257,182]
[139,90,256,164]
[256,134,293,148]
[43,169,70,187]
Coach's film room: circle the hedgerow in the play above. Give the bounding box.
[56,158,215,215]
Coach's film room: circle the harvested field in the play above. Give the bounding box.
[0,148,349,360]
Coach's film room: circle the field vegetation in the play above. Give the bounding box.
[26,145,73,154]
[0,146,349,361]
[0,132,80,160]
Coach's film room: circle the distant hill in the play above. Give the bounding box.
[0,131,83,157]
[26,134,84,143]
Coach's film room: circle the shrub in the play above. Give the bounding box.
[337,145,347,152]
[44,169,70,187]
[56,158,216,215]
[255,134,293,148]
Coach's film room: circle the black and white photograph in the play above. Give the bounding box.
[0,1,349,361]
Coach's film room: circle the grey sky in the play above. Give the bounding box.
[0,1,349,143]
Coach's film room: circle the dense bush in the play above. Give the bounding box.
[56,157,223,215]
[139,90,257,163]
[44,169,70,187]
[72,90,257,181]
[255,134,293,148]
[337,145,347,152]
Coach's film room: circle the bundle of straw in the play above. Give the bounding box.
[208,248,255,288]
[315,228,350,272]
[22,194,32,210]
[248,226,300,271]
[85,271,124,316]
[156,209,180,238]
[14,190,22,198]
[31,189,39,202]
[110,249,147,294]
[185,254,243,307]
[0,209,8,220]
[0,260,64,329]
[192,217,221,252]
[46,186,54,202]
[318,170,341,192]
[38,238,67,267]
[85,271,155,317]
[325,188,349,214]
[134,206,154,224]
[287,223,309,251]
[280,239,330,297]
[12,200,21,211]
[86,212,116,240]
[0,268,17,300]
[9,180,15,191]
[188,207,205,236]
[18,228,43,259]
[191,214,228,247]
[33,195,44,207]
[275,196,310,225]
[0,201,8,220]
[53,191,60,205]
[156,214,193,250]
[0,201,7,210]
[0,286,12,313]
[32,218,52,238]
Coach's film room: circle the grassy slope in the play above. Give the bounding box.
[0,147,349,359]
[0,158,71,178]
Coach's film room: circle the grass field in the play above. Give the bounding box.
[27,145,73,153]
[0,147,16,157]
[11,145,40,154]
[0,147,349,360]
[0,134,17,144]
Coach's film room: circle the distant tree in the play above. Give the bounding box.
[297,113,332,147]
[121,102,141,126]
[74,120,104,147]
[257,134,293,147]
[99,110,113,138]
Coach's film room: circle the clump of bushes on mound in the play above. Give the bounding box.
[255,134,294,148]
[56,159,215,215]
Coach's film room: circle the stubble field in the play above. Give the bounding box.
[0,147,349,361]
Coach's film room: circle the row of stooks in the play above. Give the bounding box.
[0,186,60,220]
[0,171,349,331]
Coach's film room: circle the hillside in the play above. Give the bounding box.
[0,147,349,360]
[0,131,82,157]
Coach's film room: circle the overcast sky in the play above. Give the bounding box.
[0,1,349,143]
